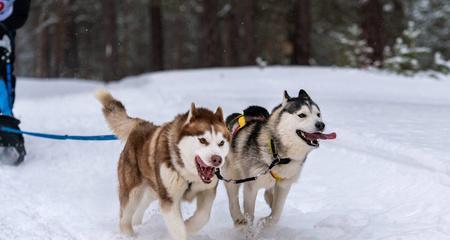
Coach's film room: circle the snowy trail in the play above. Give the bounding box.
[1,67,450,240]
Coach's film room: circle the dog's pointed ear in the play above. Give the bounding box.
[186,103,196,123]
[282,90,290,106]
[215,106,224,120]
[298,89,311,100]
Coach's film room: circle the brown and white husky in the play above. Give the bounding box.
[96,90,230,240]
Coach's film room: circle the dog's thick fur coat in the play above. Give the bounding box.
[96,90,230,240]
[222,90,327,227]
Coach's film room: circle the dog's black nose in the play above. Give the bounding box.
[211,155,222,167]
[315,121,325,131]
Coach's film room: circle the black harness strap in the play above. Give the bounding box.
[269,138,291,166]
[215,169,258,184]
[215,139,291,184]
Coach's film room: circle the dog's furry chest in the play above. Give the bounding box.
[271,160,303,181]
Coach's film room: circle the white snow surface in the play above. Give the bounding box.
[1,67,450,240]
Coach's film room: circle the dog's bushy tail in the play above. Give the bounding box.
[95,90,144,141]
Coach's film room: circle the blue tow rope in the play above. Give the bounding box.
[0,126,118,141]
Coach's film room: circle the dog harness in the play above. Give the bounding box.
[217,111,291,183]
[270,171,284,182]
[268,138,291,182]
[230,114,266,137]
[215,139,291,184]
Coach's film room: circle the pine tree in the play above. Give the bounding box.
[433,52,450,75]
[337,24,373,68]
[411,0,450,60]
[384,21,430,76]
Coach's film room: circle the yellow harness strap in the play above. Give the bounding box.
[231,115,247,137]
[237,115,246,128]
[270,171,284,182]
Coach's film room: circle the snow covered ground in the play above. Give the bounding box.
[1,67,450,240]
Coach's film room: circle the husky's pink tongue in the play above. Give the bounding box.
[304,132,337,140]
[195,156,215,184]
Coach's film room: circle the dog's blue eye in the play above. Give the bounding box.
[298,113,307,118]
[218,140,225,147]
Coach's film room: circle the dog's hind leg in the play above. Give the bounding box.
[185,187,216,234]
[120,185,145,236]
[132,186,155,225]
[225,182,246,226]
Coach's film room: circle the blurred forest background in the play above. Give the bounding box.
[15,0,450,81]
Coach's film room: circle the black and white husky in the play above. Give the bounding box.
[222,89,336,227]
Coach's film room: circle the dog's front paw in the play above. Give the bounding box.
[120,223,136,237]
[258,216,278,228]
[234,217,248,228]
[132,217,142,226]
[185,218,199,234]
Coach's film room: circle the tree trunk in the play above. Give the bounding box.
[101,0,120,82]
[239,0,256,65]
[222,1,239,66]
[360,0,385,63]
[51,0,79,78]
[64,0,79,78]
[120,0,131,74]
[290,0,311,65]
[52,1,65,77]
[173,13,184,68]
[149,0,164,71]
[35,6,50,78]
[201,0,221,67]
[35,26,50,78]
[389,0,406,44]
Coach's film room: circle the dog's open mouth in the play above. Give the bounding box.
[296,130,337,147]
[195,156,215,184]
